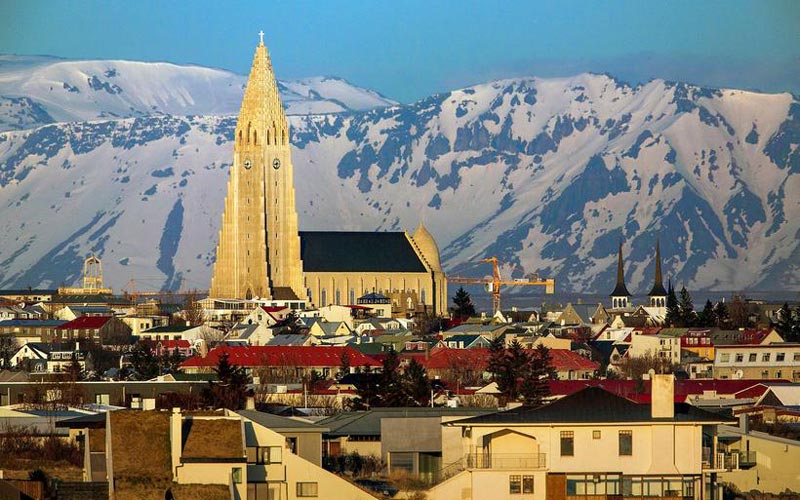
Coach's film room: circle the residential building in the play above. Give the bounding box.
[51,316,131,344]
[0,319,67,346]
[137,324,223,343]
[120,315,168,335]
[428,375,734,500]
[713,344,800,381]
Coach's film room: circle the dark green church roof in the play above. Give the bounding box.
[299,231,427,273]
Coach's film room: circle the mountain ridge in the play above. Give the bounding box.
[0,58,798,294]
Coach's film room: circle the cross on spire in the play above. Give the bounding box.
[258,30,265,45]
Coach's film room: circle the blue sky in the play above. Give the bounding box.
[1,0,798,102]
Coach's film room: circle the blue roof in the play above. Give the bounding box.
[0,319,67,327]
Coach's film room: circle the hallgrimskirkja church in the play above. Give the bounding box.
[209,36,447,315]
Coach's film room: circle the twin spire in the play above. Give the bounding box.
[610,240,667,308]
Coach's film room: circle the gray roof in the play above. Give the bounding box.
[317,407,495,437]
[237,409,327,432]
[267,334,313,346]
[451,387,735,425]
[299,231,427,273]
[0,320,67,327]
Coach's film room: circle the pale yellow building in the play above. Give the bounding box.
[209,37,447,315]
[427,375,734,500]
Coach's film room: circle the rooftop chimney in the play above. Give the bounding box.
[651,374,675,419]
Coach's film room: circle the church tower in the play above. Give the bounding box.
[610,242,631,309]
[210,35,305,301]
[647,241,667,307]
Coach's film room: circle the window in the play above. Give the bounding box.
[560,431,574,456]
[748,353,757,362]
[762,353,771,362]
[794,353,800,362]
[720,353,730,362]
[735,353,744,363]
[389,452,414,473]
[509,475,522,494]
[296,482,318,497]
[246,446,282,464]
[232,467,242,484]
[593,430,601,440]
[522,475,534,494]
[776,353,785,362]
[619,430,633,456]
[286,437,297,454]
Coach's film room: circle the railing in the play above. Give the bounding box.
[702,449,756,471]
[465,452,547,470]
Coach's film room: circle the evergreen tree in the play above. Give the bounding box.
[521,345,555,406]
[452,287,476,320]
[714,301,730,327]
[775,303,800,342]
[664,281,679,327]
[336,349,351,382]
[379,348,405,406]
[505,340,529,402]
[698,300,716,327]
[403,358,431,407]
[487,336,506,381]
[203,352,249,410]
[678,286,696,327]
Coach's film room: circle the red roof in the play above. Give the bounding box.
[56,315,112,330]
[260,306,288,313]
[415,348,599,372]
[181,345,381,369]
[549,349,601,371]
[156,339,191,349]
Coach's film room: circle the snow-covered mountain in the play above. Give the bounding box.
[0,58,798,294]
[0,55,396,130]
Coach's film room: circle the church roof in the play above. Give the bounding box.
[299,231,427,273]
[648,241,668,297]
[610,242,631,297]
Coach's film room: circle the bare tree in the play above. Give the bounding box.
[617,353,677,380]
[183,291,206,326]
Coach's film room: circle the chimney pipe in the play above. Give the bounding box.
[651,374,675,419]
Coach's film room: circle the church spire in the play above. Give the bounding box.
[648,240,667,300]
[610,241,631,307]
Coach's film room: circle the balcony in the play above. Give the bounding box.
[702,448,756,471]
[465,452,547,470]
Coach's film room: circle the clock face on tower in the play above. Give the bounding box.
[272,158,281,170]
[243,159,252,169]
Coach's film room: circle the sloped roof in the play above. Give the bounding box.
[299,231,427,273]
[549,349,600,371]
[181,418,244,460]
[0,319,67,327]
[318,407,494,437]
[181,345,381,369]
[56,316,112,330]
[237,409,327,432]
[452,387,734,425]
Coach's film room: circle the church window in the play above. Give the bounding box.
[247,122,251,144]
[421,289,427,304]
[321,289,327,306]
[349,289,355,304]
[335,290,341,305]
[253,130,257,145]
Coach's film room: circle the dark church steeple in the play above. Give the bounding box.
[648,240,668,307]
[610,241,631,308]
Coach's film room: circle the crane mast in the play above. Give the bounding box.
[449,257,554,314]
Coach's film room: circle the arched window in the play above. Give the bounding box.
[335,289,341,305]
[253,130,257,145]
[238,130,242,145]
[421,288,427,304]
[349,289,355,304]
[247,122,251,144]
[406,297,413,310]
[245,288,253,300]
[321,289,327,307]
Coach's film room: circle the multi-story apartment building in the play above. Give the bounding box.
[713,344,800,381]
[427,375,733,500]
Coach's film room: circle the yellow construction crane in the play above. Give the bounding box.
[449,257,554,314]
